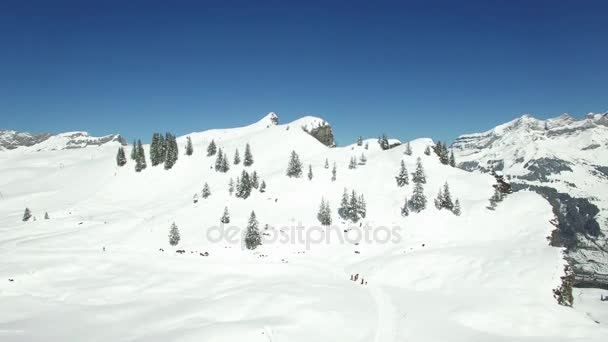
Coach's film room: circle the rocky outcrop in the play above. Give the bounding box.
[0,130,125,151]
[0,130,52,150]
[303,123,336,147]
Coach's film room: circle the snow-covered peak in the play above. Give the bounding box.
[256,112,279,126]
[0,129,125,152]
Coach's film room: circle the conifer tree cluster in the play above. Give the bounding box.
[163,133,179,170]
[433,141,455,166]
[395,160,409,187]
[348,156,358,169]
[317,198,332,226]
[149,133,179,170]
[207,139,217,156]
[286,150,303,178]
[185,136,193,156]
[338,188,367,222]
[434,182,460,215]
[404,142,413,156]
[378,133,390,150]
[214,148,230,172]
[244,211,262,250]
[424,145,431,156]
[234,170,264,199]
[169,222,180,246]
[116,147,127,167]
[487,188,504,210]
[359,153,367,165]
[134,140,147,172]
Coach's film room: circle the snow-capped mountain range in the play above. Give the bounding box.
[0,129,125,152]
[453,112,608,286]
[0,112,606,341]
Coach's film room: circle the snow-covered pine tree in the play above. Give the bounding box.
[364,142,369,150]
[348,190,360,222]
[23,208,32,221]
[116,146,127,167]
[317,198,332,226]
[424,145,431,156]
[286,150,303,178]
[237,170,252,199]
[202,182,211,199]
[207,139,217,156]
[158,133,167,164]
[453,199,461,216]
[338,188,350,220]
[440,182,454,211]
[358,194,366,219]
[324,158,329,169]
[409,181,427,212]
[404,141,413,156]
[243,143,254,166]
[228,178,235,196]
[307,164,313,180]
[401,198,409,217]
[395,160,409,187]
[487,187,503,210]
[449,150,456,167]
[44,212,50,219]
[259,180,266,193]
[434,187,443,210]
[244,211,262,250]
[348,156,357,169]
[130,140,137,160]
[378,134,389,150]
[411,157,426,184]
[135,140,147,172]
[357,136,363,146]
[331,163,337,181]
[235,177,241,197]
[359,153,367,165]
[193,192,199,203]
[215,148,224,171]
[220,207,230,224]
[163,133,178,170]
[185,136,193,156]
[169,222,180,246]
[220,151,230,172]
[149,133,159,165]
[251,171,259,189]
[233,148,241,165]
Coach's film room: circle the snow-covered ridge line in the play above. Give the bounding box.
[0,129,126,152]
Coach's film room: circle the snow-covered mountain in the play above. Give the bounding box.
[452,113,608,287]
[1,113,606,341]
[0,129,126,151]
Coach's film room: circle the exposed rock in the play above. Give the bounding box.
[307,124,336,147]
[0,130,52,150]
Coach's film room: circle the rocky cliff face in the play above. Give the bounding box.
[0,130,126,152]
[452,112,608,288]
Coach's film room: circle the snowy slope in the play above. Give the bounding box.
[452,113,608,282]
[0,113,606,341]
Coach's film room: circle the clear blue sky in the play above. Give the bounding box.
[1,0,606,145]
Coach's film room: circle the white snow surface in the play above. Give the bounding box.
[1,113,606,341]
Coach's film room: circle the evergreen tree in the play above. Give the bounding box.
[359,153,367,165]
[411,157,426,184]
[202,182,211,198]
[215,148,224,171]
[378,133,390,150]
[135,140,147,172]
[228,178,235,196]
[116,146,127,167]
[233,148,241,165]
[395,160,409,187]
[193,193,199,203]
[244,211,262,250]
[44,212,50,220]
[307,164,313,180]
[149,133,159,165]
[185,136,193,156]
[259,180,266,193]
[169,222,180,246]
[286,150,303,178]
[358,194,367,219]
[434,187,444,210]
[130,140,137,160]
[364,142,369,150]
[338,189,350,220]
[453,199,462,216]
[23,208,32,221]
[409,182,427,212]
[235,177,241,196]
[331,162,337,181]
[243,143,254,166]
[434,141,449,165]
[348,190,360,222]
[220,151,230,172]
[401,198,410,217]
[207,139,217,156]
[251,171,259,189]
[488,188,503,210]
[158,134,167,164]
[440,182,454,211]
[404,142,413,156]
[324,158,329,169]
[221,207,230,224]
[163,133,178,170]
[237,170,252,199]
[348,156,357,169]
[449,150,456,167]
[357,136,363,146]
[317,198,332,226]
[424,145,431,156]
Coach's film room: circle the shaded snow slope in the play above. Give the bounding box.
[1,114,606,341]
